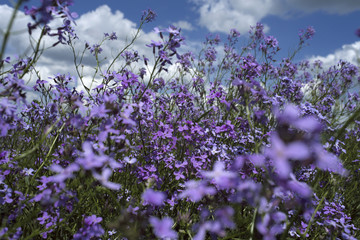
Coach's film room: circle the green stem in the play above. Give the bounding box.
[303,190,328,237]
[0,0,24,69]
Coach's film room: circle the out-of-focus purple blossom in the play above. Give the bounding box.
[264,133,310,178]
[202,161,237,189]
[314,144,348,176]
[149,216,178,240]
[355,28,360,37]
[49,163,79,183]
[24,0,77,35]
[142,188,166,206]
[124,156,137,164]
[287,174,312,198]
[104,32,117,40]
[179,180,216,202]
[256,213,285,240]
[22,168,35,176]
[8,227,22,240]
[299,26,315,42]
[93,168,121,190]
[0,227,8,238]
[89,44,103,56]
[204,47,217,63]
[166,25,180,36]
[276,104,322,132]
[76,142,108,170]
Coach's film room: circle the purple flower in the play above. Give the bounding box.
[299,26,315,42]
[93,168,121,190]
[179,180,216,202]
[141,9,157,23]
[355,28,360,37]
[76,142,107,170]
[314,144,348,176]
[287,174,312,198]
[104,32,117,40]
[90,44,103,56]
[149,216,178,240]
[90,103,109,118]
[265,133,310,178]
[202,161,237,189]
[142,188,166,206]
[73,215,104,239]
[22,168,35,176]
[49,163,79,183]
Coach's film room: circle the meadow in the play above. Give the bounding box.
[0,1,360,239]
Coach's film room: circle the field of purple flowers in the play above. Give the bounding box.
[1,1,360,239]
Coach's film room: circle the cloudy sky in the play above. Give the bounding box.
[1,0,360,91]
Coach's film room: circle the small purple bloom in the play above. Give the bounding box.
[142,188,166,206]
[179,180,216,202]
[202,161,237,189]
[93,168,121,190]
[149,216,178,240]
[355,28,360,37]
[76,142,108,170]
[49,163,79,183]
[265,133,310,178]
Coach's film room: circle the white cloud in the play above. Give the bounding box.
[190,0,272,34]
[1,3,207,101]
[1,4,162,91]
[172,20,194,31]
[308,41,360,69]
[189,0,360,34]
[0,4,35,55]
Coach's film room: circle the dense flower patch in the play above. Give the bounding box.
[1,1,360,239]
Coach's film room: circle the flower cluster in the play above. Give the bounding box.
[0,1,360,239]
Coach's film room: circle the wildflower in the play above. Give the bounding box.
[355,28,360,37]
[93,168,121,190]
[73,215,104,239]
[141,9,157,23]
[149,216,178,240]
[265,133,310,178]
[76,142,108,170]
[22,168,35,176]
[104,32,117,40]
[49,163,79,183]
[202,161,237,189]
[179,180,216,202]
[142,188,166,206]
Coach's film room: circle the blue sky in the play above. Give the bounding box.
[1,0,360,91]
[14,0,360,61]
[69,0,360,57]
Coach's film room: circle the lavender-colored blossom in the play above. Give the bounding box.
[76,142,107,170]
[93,168,121,190]
[149,216,178,240]
[104,32,117,40]
[314,144,348,176]
[49,163,79,183]
[287,174,312,198]
[264,133,310,178]
[22,168,35,176]
[202,161,237,189]
[179,180,216,202]
[355,28,360,37]
[141,9,157,23]
[124,156,137,164]
[73,215,104,239]
[142,188,166,206]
